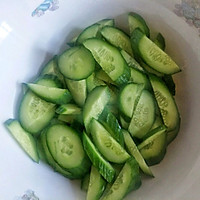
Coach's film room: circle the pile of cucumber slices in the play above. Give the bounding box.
[5,12,181,200]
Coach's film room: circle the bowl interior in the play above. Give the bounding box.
[0,0,200,199]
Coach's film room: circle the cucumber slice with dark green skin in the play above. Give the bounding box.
[128,12,150,37]
[123,130,153,177]
[86,72,106,93]
[162,75,176,96]
[99,109,124,147]
[56,104,81,115]
[101,26,133,56]
[65,78,87,107]
[58,46,95,80]
[138,125,167,166]
[129,89,156,139]
[154,33,166,50]
[4,119,39,163]
[149,74,180,131]
[96,69,116,85]
[119,83,144,119]
[77,24,100,44]
[82,132,115,183]
[83,86,110,132]
[86,166,106,200]
[27,83,72,105]
[131,28,180,75]
[83,38,131,85]
[46,124,90,177]
[90,119,130,163]
[167,117,181,145]
[120,50,144,72]
[102,158,141,200]
[40,130,77,179]
[81,173,90,192]
[129,67,151,90]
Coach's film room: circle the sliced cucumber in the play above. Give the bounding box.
[57,113,83,125]
[46,124,90,177]
[27,83,72,105]
[97,19,115,27]
[120,50,144,72]
[86,72,105,93]
[101,26,133,56]
[123,130,153,177]
[149,114,163,131]
[129,89,156,139]
[67,36,78,47]
[86,166,106,200]
[138,125,167,166]
[99,109,124,147]
[91,119,130,163]
[129,68,151,90]
[140,61,163,77]
[119,83,144,119]
[77,24,100,44]
[5,119,39,163]
[82,132,115,183]
[58,46,95,80]
[83,86,110,132]
[131,28,180,74]
[128,12,150,37]
[40,130,76,179]
[102,158,141,200]
[149,74,180,131]
[56,104,81,115]
[83,38,131,85]
[65,78,87,107]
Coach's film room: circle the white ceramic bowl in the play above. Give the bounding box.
[0,0,200,199]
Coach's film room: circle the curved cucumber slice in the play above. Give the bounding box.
[27,83,72,105]
[83,86,110,132]
[5,119,39,163]
[82,132,115,183]
[40,130,76,179]
[129,90,156,139]
[91,119,130,163]
[81,173,90,191]
[128,12,150,37]
[19,91,55,135]
[65,78,87,107]
[83,38,130,85]
[46,124,90,177]
[131,29,180,75]
[138,125,167,166]
[97,19,115,27]
[119,115,129,129]
[140,61,163,77]
[40,56,57,75]
[123,130,153,177]
[58,46,95,80]
[102,158,141,200]
[56,104,81,115]
[86,166,106,200]
[119,83,144,119]
[96,69,116,85]
[77,24,100,44]
[149,74,180,131]
[101,26,133,56]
